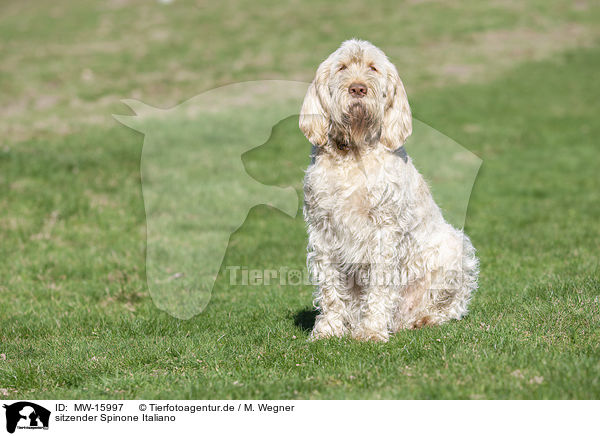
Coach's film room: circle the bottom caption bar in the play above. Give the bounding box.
[0,400,595,435]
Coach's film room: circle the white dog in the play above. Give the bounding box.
[300,40,479,342]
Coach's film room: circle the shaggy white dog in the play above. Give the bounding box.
[300,39,479,342]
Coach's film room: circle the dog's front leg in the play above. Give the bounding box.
[352,233,394,342]
[353,282,393,342]
[308,252,350,340]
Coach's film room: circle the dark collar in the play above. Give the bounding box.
[392,145,408,163]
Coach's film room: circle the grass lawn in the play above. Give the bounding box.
[0,0,599,399]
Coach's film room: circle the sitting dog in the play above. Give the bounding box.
[300,39,479,342]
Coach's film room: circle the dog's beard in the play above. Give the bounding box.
[330,101,381,151]
[346,103,372,136]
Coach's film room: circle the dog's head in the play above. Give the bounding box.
[299,39,412,152]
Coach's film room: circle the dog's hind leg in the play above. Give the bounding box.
[402,266,476,329]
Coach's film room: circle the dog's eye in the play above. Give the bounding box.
[337,64,347,72]
[369,65,378,72]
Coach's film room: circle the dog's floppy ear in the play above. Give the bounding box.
[381,65,412,150]
[299,60,332,147]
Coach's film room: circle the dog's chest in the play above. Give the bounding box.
[308,157,397,228]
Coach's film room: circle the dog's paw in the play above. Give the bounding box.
[310,317,347,341]
[351,326,389,342]
[412,315,435,329]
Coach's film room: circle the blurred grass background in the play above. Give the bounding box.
[0,0,599,399]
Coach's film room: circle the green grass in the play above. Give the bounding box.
[0,0,599,399]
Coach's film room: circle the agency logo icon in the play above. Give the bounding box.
[2,402,50,433]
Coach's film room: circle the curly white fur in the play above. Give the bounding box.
[300,40,479,342]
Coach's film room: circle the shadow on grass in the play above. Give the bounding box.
[293,307,318,332]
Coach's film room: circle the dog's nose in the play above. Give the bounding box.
[348,82,367,98]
